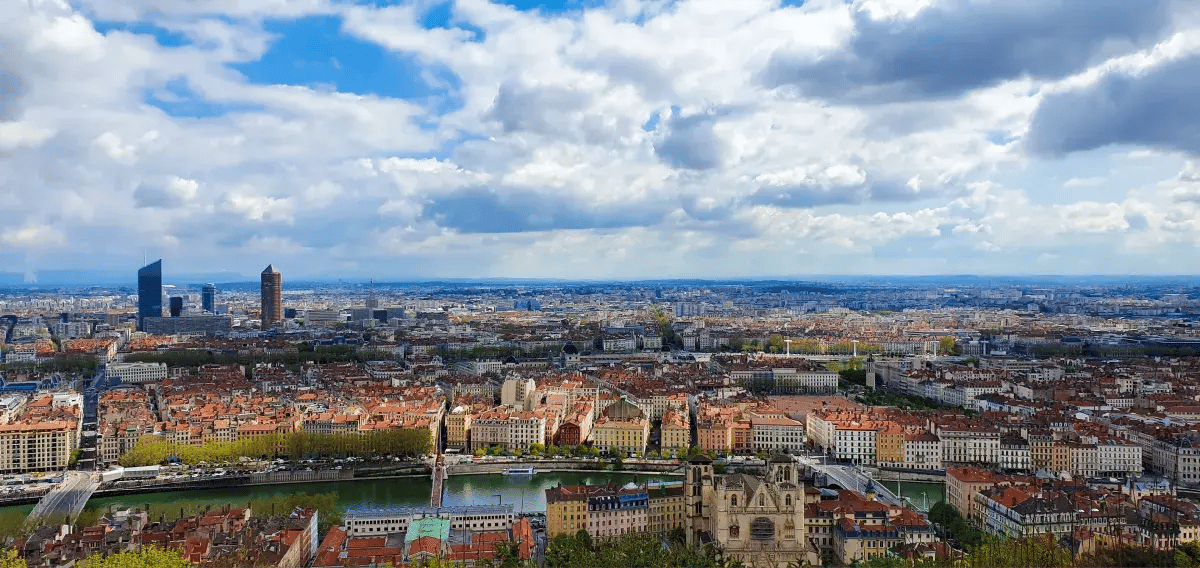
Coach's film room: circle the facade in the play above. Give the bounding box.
[546,485,592,538]
[751,416,806,454]
[999,434,1030,472]
[834,425,877,466]
[344,506,515,537]
[261,265,283,326]
[107,361,168,384]
[0,421,75,473]
[142,315,232,335]
[975,486,1078,539]
[445,407,472,450]
[1097,439,1142,476]
[588,485,649,539]
[661,409,691,454]
[501,377,537,410]
[904,432,941,470]
[935,423,999,467]
[710,460,816,568]
[202,283,216,312]
[136,259,162,332]
[875,425,905,467]
[547,483,685,541]
[648,484,687,536]
[592,417,649,455]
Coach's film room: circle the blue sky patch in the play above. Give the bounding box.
[231,15,461,107]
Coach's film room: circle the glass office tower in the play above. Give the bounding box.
[137,260,162,331]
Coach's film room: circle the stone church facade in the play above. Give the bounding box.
[686,456,817,568]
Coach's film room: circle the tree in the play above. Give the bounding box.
[966,536,1073,568]
[81,547,190,568]
[493,540,527,568]
[0,550,23,568]
[939,336,956,356]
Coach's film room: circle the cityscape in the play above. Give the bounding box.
[0,266,1197,566]
[6,0,1200,567]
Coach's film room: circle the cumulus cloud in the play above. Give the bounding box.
[134,176,200,208]
[2,0,1200,277]
[763,0,1173,102]
[653,109,729,170]
[0,66,29,122]
[1028,54,1200,156]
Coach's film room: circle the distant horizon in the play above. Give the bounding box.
[3,269,1200,289]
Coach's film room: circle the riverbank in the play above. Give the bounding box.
[0,458,690,509]
[446,459,687,476]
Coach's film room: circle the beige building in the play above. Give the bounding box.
[445,406,472,450]
[501,377,538,410]
[0,421,76,473]
[648,484,687,536]
[660,408,691,454]
[687,457,817,568]
[592,417,649,455]
[591,399,649,455]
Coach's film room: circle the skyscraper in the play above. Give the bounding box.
[261,265,282,326]
[137,260,163,332]
[169,297,183,317]
[202,283,216,313]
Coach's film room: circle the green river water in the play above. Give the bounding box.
[0,473,945,525]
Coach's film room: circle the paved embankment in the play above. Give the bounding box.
[446,459,685,476]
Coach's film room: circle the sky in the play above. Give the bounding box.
[3,0,1200,281]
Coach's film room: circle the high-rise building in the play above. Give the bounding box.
[261,265,282,326]
[201,283,216,313]
[137,260,163,332]
[168,297,183,317]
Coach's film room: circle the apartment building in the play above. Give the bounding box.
[875,424,905,467]
[904,432,941,470]
[751,416,806,454]
[834,424,877,466]
[588,486,649,539]
[976,486,1078,539]
[647,484,687,536]
[661,409,691,454]
[445,406,472,451]
[591,417,649,455]
[933,421,999,467]
[0,421,75,473]
[106,361,168,384]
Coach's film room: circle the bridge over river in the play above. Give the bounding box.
[25,472,99,526]
[798,456,931,513]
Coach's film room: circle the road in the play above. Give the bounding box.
[26,471,100,525]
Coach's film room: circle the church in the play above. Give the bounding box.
[686,455,817,568]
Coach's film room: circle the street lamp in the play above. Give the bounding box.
[494,494,503,506]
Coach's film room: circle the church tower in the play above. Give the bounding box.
[685,455,715,547]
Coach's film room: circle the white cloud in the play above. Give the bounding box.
[0,0,1198,277]
[1,224,66,248]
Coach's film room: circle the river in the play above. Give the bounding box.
[77,472,679,517]
[0,471,944,526]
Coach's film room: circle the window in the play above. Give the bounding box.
[750,517,775,541]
